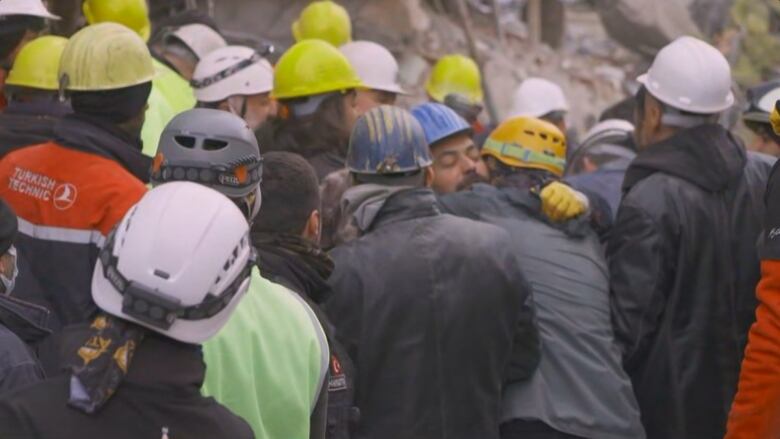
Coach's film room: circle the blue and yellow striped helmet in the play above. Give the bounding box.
[347,105,432,175]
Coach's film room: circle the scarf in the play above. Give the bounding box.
[68,313,146,414]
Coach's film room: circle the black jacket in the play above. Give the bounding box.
[254,237,359,439]
[0,100,70,158]
[0,294,50,395]
[325,188,538,439]
[608,124,773,439]
[0,335,255,439]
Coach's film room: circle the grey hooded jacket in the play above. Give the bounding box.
[440,183,645,439]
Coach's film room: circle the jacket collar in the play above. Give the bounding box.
[4,100,71,118]
[253,234,334,305]
[370,188,441,231]
[53,113,151,183]
[466,183,591,238]
[124,334,206,393]
[623,124,746,193]
[0,294,51,344]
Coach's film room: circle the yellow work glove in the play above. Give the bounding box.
[539,181,588,222]
[771,101,780,136]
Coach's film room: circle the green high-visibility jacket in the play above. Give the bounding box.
[141,59,196,157]
[202,268,329,439]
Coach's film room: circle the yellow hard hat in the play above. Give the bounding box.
[482,116,567,176]
[771,101,780,136]
[82,0,151,42]
[273,39,363,100]
[425,54,484,105]
[292,1,351,47]
[59,23,155,91]
[6,35,68,91]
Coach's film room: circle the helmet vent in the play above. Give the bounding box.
[203,139,229,151]
[175,136,196,149]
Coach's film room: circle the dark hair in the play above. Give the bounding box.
[258,92,353,157]
[252,151,321,236]
[746,120,780,145]
[599,95,637,124]
[635,85,712,121]
[0,16,44,63]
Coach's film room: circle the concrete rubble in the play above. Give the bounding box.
[214,0,637,136]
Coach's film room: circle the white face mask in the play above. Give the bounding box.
[1,245,19,295]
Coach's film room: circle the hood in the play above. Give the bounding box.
[4,100,71,118]
[53,113,152,183]
[624,124,746,192]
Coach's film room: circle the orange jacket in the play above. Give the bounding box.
[727,159,780,439]
[726,259,780,438]
[0,115,149,329]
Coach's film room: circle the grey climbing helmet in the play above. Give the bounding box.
[152,108,263,199]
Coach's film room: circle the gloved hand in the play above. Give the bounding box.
[771,101,780,136]
[539,181,588,222]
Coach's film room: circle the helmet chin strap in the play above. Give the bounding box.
[234,186,262,223]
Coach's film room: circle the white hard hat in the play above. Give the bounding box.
[192,45,273,103]
[168,23,227,60]
[638,36,734,114]
[510,77,569,118]
[583,119,634,143]
[340,40,405,94]
[0,0,59,19]
[92,182,254,344]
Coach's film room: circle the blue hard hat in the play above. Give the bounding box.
[411,102,472,146]
[347,105,433,175]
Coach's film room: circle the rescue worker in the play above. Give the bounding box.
[0,197,47,395]
[0,36,70,155]
[0,0,59,111]
[82,0,198,156]
[150,109,329,439]
[325,105,539,439]
[0,23,152,330]
[510,77,570,134]
[261,39,362,181]
[192,46,276,131]
[439,117,645,439]
[411,102,480,194]
[727,103,780,438]
[742,78,780,157]
[252,151,357,439]
[425,54,486,133]
[0,183,255,439]
[565,119,637,219]
[340,41,405,115]
[292,0,352,47]
[608,36,774,439]
[150,23,227,82]
[260,40,362,249]
[411,102,589,223]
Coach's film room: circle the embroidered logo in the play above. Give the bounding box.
[53,183,78,210]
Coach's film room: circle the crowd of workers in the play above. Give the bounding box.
[2,0,780,438]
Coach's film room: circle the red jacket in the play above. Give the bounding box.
[0,114,149,329]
